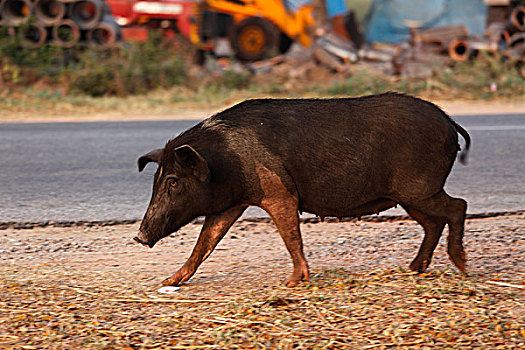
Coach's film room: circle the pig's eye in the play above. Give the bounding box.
[167,179,178,188]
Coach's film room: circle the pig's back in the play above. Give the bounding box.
[210,93,459,215]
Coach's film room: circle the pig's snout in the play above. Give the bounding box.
[133,232,156,248]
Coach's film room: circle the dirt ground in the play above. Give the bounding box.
[0,213,523,349]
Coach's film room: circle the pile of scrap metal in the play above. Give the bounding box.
[248,30,392,79]
[394,0,525,77]
[246,1,390,77]
[0,0,121,48]
[486,0,525,64]
[250,0,525,80]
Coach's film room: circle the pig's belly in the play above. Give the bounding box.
[299,197,396,218]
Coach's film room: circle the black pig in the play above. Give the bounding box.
[135,93,471,287]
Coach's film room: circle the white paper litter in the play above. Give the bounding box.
[158,286,181,294]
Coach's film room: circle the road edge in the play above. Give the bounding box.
[1,210,523,230]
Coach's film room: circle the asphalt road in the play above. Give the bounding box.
[0,114,524,223]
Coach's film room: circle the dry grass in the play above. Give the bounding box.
[0,214,524,349]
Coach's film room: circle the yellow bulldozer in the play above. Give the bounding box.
[189,0,357,61]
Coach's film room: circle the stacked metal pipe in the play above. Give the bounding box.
[498,5,525,62]
[392,2,525,78]
[0,0,120,48]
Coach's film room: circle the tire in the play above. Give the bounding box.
[278,32,293,54]
[230,17,278,61]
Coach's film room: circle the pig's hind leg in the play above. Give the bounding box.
[402,190,467,273]
[162,205,247,286]
[402,206,446,272]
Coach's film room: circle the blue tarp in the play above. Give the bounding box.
[364,0,487,44]
[325,0,348,18]
[285,0,347,18]
[285,0,311,13]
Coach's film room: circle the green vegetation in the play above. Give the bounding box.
[437,52,525,99]
[0,25,65,84]
[0,29,187,97]
[69,40,186,97]
[318,54,525,100]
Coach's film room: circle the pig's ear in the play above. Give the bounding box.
[174,145,210,182]
[138,149,162,172]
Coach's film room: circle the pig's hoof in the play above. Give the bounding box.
[162,274,184,286]
[162,269,194,286]
[284,279,300,288]
[448,248,467,274]
[409,258,429,273]
[284,273,308,287]
[162,278,179,286]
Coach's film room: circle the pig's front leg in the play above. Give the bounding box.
[162,205,247,286]
[256,165,309,287]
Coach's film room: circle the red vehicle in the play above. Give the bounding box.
[105,0,195,40]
